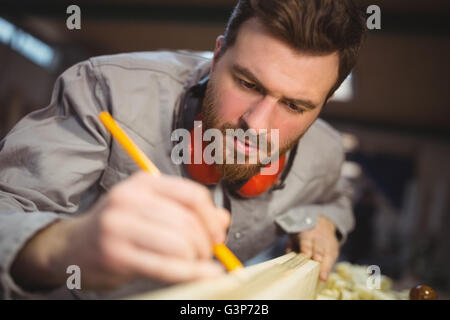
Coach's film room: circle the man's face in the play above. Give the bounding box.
[202,18,339,183]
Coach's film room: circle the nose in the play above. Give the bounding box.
[240,95,277,132]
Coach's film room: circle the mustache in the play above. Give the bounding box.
[218,123,285,162]
[220,123,273,146]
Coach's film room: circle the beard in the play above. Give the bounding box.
[201,76,303,184]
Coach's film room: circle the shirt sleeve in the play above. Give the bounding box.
[275,140,355,246]
[312,174,355,245]
[0,59,111,299]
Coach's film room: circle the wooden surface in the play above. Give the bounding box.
[126,252,321,300]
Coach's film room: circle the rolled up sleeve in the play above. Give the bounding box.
[0,59,111,299]
[276,137,355,246]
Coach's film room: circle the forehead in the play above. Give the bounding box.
[224,18,339,102]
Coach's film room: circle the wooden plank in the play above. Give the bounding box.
[126,253,320,300]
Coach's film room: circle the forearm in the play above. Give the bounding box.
[10,219,71,292]
[0,209,71,299]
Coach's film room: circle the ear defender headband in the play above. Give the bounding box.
[185,114,286,198]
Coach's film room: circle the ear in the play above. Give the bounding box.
[211,35,225,73]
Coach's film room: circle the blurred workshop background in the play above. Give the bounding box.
[0,0,449,298]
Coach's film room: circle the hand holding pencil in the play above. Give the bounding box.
[12,112,240,292]
[99,111,243,272]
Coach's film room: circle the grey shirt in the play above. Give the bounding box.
[0,51,354,299]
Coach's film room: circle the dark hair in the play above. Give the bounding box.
[220,0,366,99]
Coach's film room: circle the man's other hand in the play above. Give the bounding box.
[287,216,339,282]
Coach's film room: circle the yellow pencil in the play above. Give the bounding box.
[99,111,243,272]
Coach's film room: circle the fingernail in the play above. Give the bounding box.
[320,272,328,280]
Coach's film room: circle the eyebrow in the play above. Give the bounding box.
[231,63,318,110]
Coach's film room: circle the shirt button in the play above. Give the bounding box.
[305,217,312,225]
[234,232,242,239]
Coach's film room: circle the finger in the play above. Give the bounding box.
[299,234,313,258]
[319,248,338,281]
[312,238,325,263]
[127,190,214,260]
[137,174,228,244]
[119,244,226,283]
[104,210,198,261]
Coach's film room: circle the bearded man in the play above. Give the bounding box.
[0,0,366,299]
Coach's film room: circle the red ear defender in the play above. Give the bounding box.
[186,129,222,185]
[185,121,286,198]
[237,154,285,197]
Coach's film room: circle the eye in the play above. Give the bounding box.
[285,102,304,114]
[239,78,257,90]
